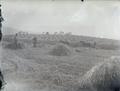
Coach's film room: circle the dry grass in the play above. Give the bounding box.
[48,44,71,56]
[1,39,120,91]
[79,57,120,91]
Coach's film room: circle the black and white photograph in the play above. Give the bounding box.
[1,0,120,91]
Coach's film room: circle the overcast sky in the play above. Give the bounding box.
[1,0,120,40]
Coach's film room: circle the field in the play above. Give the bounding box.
[1,34,120,91]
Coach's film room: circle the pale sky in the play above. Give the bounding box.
[1,0,120,40]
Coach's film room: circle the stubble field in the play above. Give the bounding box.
[1,35,120,91]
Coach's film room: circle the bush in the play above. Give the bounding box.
[79,57,120,91]
[48,44,71,56]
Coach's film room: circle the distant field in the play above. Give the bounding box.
[3,34,120,50]
[2,34,120,91]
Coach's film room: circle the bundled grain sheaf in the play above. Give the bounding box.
[4,42,24,49]
[4,34,24,49]
[49,44,71,56]
[79,57,120,91]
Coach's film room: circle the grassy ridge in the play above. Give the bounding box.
[2,34,120,91]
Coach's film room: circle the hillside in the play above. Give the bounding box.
[1,34,120,91]
[2,33,120,50]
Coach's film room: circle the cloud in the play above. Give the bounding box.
[1,1,120,40]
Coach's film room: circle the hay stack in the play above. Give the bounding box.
[4,42,24,49]
[79,57,120,91]
[49,44,71,56]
